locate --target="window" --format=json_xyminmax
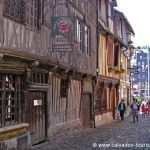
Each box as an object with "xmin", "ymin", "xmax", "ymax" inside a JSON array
[
  {"xmin": 138, "ymin": 62, "xmax": 141, "ymax": 66},
  {"xmin": 26, "ymin": 0, "xmax": 40, "ymax": 29},
  {"xmin": 94, "ymin": 83, "xmax": 107, "ymax": 113},
  {"xmin": 0, "ymin": 74, "xmax": 24, "ymax": 127},
  {"xmin": 60, "ymin": 79, "xmax": 68, "ymax": 97},
  {"xmin": 108, "ymin": 1, "xmax": 113, "ymax": 17},
  {"xmin": 114, "ymin": 45, "xmax": 119, "ymax": 66},
  {"xmin": 76, "ymin": 18, "xmax": 84, "ymax": 52},
  {"xmin": 4, "ymin": 0, "xmax": 40, "ymax": 29},
  {"xmin": 84, "ymin": 25, "xmax": 90, "ymax": 55},
  {"xmin": 76, "ymin": 19, "xmax": 90, "ymax": 56},
  {"xmin": 76, "ymin": 19, "xmax": 81, "ymax": 43},
  {"xmin": 98, "ymin": 0, "xmax": 101, "ymax": 18},
  {"xmin": 31, "ymin": 72, "xmax": 48, "ymax": 84},
  {"xmin": 4, "ymin": 0, "xmax": 24, "ymax": 22}
]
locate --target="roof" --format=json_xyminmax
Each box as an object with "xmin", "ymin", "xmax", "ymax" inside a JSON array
[
  {"xmin": 114, "ymin": 9, "xmax": 135, "ymax": 35},
  {"xmin": 112, "ymin": 0, "xmax": 117, "ymax": 7}
]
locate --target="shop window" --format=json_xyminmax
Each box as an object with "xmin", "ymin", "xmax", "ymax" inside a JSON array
[
  {"xmin": 0, "ymin": 74, "xmax": 24, "ymax": 127},
  {"xmin": 94, "ymin": 82, "xmax": 107, "ymax": 113}
]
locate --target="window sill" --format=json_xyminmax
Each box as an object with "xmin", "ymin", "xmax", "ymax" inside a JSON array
[{"xmin": 0, "ymin": 123, "xmax": 29, "ymax": 141}]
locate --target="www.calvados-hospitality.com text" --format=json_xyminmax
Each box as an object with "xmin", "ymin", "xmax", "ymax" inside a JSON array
[{"xmin": 92, "ymin": 143, "xmax": 150, "ymax": 148}]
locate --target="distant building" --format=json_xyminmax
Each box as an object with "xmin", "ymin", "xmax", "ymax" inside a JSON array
[{"xmin": 131, "ymin": 48, "xmax": 149, "ymax": 100}]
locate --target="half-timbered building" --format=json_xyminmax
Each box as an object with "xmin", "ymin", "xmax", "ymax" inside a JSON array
[
  {"xmin": 94, "ymin": 0, "xmax": 135, "ymax": 126},
  {"xmin": 113, "ymin": 9, "xmax": 135, "ymax": 115},
  {"xmin": 0, "ymin": 0, "xmax": 97, "ymax": 149}
]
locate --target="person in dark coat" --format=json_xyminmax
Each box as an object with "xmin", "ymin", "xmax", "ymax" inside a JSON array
[{"xmin": 118, "ymin": 99, "xmax": 126, "ymax": 121}]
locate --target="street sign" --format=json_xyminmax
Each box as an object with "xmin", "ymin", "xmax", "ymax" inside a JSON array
[{"xmin": 128, "ymin": 68, "xmax": 139, "ymax": 74}]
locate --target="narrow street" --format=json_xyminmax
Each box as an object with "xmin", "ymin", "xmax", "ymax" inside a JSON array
[
  {"xmin": 34, "ymin": 115, "xmax": 150, "ymax": 150},
  {"xmin": 1, "ymin": 1, "xmax": 150, "ymax": 150}
]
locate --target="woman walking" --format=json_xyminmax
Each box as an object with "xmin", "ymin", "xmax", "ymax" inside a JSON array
[{"xmin": 118, "ymin": 99, "xmax": 126, "ymax": 121}]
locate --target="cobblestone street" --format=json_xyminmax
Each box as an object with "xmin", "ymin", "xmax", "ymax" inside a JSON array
[{"xmin": 33, "ymin": 115, "xmax": 150, "ymax": 150}]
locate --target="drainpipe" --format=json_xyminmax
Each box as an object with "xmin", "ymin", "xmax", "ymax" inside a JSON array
[
  {"xmin": 96, "ymin": 0, "xmax": 99, "ymax": 78},
  {"xmin": 91, "ymin": 0, "xmax": 99, "ymax": 128}
]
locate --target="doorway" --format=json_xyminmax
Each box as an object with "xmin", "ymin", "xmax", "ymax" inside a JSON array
[
  {"xmin": 29, "ymin": 90, "xmax": 47, "ymax": 145},
  {"xmin": 82, "ymin": 93, "xmax": 92, "ymax": 129}
]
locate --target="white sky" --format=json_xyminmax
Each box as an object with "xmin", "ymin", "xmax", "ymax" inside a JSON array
[{"xmin": 116, "ymin": 0, "xmax": 150, "ymax": 46}]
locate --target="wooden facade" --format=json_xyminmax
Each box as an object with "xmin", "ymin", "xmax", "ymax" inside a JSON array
[
  {"xmin": 114, "ymin": 9, "xmax": 135, "ymax": 109},
  {"xmin": 95, "ymin": 0, "xmax": 135, "ymax": 126},
  {"xmin": 0, "ymin": 0, "xmax": 135, "ymax": 148},
  {"xmin": 0, "ymin": 0, "xmax": 97, "ymax": 148}
]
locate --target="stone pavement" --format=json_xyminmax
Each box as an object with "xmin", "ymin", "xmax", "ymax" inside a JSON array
[{"xmin": 33, "ymin": 115, "xmax": 150, "ymax": 150}]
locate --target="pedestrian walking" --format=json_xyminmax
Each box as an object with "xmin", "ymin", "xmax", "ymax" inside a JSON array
[
  {"xmin": 141, "ymin": 104, "xmax": 145, "ymax": 117},
  {"xmin": 130, "ymin": 98, "xmax": 139, "ymax": 122},
  {"xmin": 118, "ymin": 99, "xmax": 126, "ymax": 121}
]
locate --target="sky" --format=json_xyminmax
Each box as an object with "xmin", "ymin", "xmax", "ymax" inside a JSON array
[{"xmin": 116, "ymin": 0, "xmax": 150, "ymax": 46}]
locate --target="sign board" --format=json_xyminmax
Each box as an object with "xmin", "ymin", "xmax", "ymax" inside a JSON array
[
  {"xmin": 51, "ymin": 16, "xmax": 75, "ymax": 52},
  {"xmin": 51, "ymin": 16, "xmax": 75, "ymax": 37},
  {"xmin": 128, "ymin": 68, "xmax": 139, "ymax": 74},
  {"xmin": 34, "ymin": 99, "xmax": 42, "ymax": 106}
]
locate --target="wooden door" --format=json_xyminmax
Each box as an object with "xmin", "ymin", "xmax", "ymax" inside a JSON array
[
  {"xmin": 111, "ymin": 89, "xmax": 116, "ymax": 119},
  {"xmin": 82, "ymin": 93, "xmax": 91, "ymax": 129},
  {"xmin": 29, "ymin": 91, "xmax": 46, "ymax": 145}
]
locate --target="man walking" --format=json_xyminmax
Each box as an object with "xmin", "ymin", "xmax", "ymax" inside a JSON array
[
  {"xmin": 118, "ymin": 99, "xmax": 126, "ymax": 121},
  {"xmin": 130, "ymin": 98, "xmax": 139, "ymax": 122}
]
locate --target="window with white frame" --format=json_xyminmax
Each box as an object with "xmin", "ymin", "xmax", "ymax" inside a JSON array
[
  {"xmin": 84, "ymin": 25, "xmax": 90, "ymax": 55},
  {"xmin": 76, "ymin": 19, "xmax": 81, "ymax": 43},
  {"xmin": 76, "ymin": 18, "xmax": 90, "ymax": 56}
]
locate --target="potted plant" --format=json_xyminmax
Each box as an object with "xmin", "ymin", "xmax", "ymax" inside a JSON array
[
  {"xmin": 112, "ymin": 66, "xmax": 120, "ymax": 74},
  {"xmin": 120, "ymin": 68, "xmax": 126, "ymax": 73},
  {"xmin": 108, "ymin": 64, "xmax": 113, "ymax": 72}
]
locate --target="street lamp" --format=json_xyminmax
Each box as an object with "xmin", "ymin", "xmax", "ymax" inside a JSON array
[
  {"xmin": 122, "ymin": 45, "xmax": 136, "ymax": 60},
  {"xmin": 130, "ymin": 45, "xmax": 136, "ymax": 55}
]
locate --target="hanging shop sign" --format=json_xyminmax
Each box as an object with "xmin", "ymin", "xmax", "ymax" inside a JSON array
[
  {"xmin": 51, "ymin": 16, "xmax": 75, "ymax": 37},
  {"xmin": 51, "ymin": 16, "xmax": 75, "ymax": 52}
]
